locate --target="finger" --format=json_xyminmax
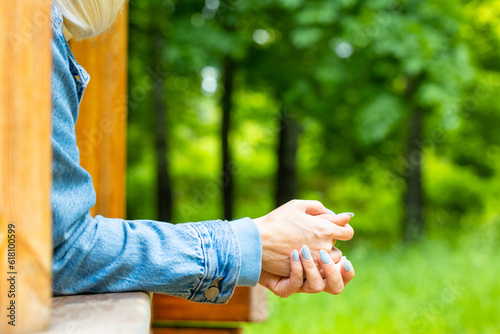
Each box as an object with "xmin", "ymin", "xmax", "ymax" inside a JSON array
[
  {"xmin": 309, "ymin": 216, "xmax": 354, "ymax": 241},
  {"xmin": 309, "ymin": 246, "xmax": 341, "ymax": 268},
  {"xmin": 340, "ymin": 256, "xmax": 355, "ymax": 287},
  {"xmin": 315, "ymin": 247, "xmax": 342, "ymax": 268},
  {"xmin": 299, "ymin": 245, "xmax": 325, "ymax": 293},
  {"xmin": 316, "ymin": 251, "xmax": 350, "ymax": 281},
  {"xmin": 260, "ymin": 251, "xmax": 305, "ymax": 298},
  {"xmin": 315, "ymin": 213, "xmax": 351, "ymax": 227},
  {"xmin": 327, "ymin": 223, "xmax": 355, "ymax": 241},
  {"xmin": 330, "ymin": 247, "xmax": 343, "ymax": 263},
  {"xmin": 287, "ymin": 250, "xmax": 304, "ymax": 292},
  {"xmin": 301, "ymin": 215, "xmax": 354, "ymax": 243},
  {"xmin": 258, "ymin": 270, "xmax": 280, "ymax": 291},
  {"xmin": 319, "ymin": 249, "xmax": 345, "ymax": 295},
  {"xmin": 290, "ymin": 199, "xmax": 330, "ymax": 216},
  {"xmin": 319, "ymin": 267, "xmax": 325, "ymax": 279}
]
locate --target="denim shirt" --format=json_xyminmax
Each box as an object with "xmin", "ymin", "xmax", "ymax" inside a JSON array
[{"xmin": 50, "ymin": 6, "xmax": 261, "ymax": 304}]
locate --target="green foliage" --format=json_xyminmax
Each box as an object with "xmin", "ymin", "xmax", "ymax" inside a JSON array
[
  {"xmin": 126, "ymin": 0, "xmax": 500, "ymax": 330},
  {"xmin": 356, "ymin": 93, "xmax": 404, "ymax": 143},
  {"xmin": 127, "ymin": 0, "xmax": 500, "ymax": 231},
  {"xmin": 425, "ymin": 154, "xmax": 485, "ymax": 230}
]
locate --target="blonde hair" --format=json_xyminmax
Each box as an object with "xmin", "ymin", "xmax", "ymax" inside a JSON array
[{"xmin": 53, "ymin": 0, "xmax": 126, "ymax": 40}]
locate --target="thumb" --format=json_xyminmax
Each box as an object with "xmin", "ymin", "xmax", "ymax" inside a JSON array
[
  {"xmin": 292, "ymin": 200, "xmax": 329, "ymax": 216},
  {"xmin": 315, "ymin": 213, "xmax": 352, "ymax": 227}
]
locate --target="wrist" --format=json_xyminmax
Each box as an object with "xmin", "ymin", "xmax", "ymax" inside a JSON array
[
  {"xmin": 229, "ymin": 218, "xmax": 262, "ymax": 286},
  {"xmin": 252, "ymin": 216, "xmax": 267, "ymax": 263}
]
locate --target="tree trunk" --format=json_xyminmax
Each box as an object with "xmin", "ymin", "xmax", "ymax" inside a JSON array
[
  {"xmin": 152, "ymin": 34, "xmax": 173, "ymax": 222},
  {"xmin": 275, "ymin": 107, "xmax": 300, "ymax": 207},
  {"xmin": 403, "ymin": 78, "xmax": 424, "ymax": 242},
  {"xmin": 221, "ymin": 56, "xmax": 234, "ymax": 220}
]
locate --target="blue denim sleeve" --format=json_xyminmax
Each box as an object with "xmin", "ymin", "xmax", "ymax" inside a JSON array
[
  {"xmin": 50, "ymin": 5, "xmax": 261, "ymax": 304},
  {"xmin": 229, "ymin": 218, "xmax": 262, "ymax": 286}
]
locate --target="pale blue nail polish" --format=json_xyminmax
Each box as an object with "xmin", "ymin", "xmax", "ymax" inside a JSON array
[
  {"xmin": 302, "ymin": 245, "xmax": 312, "ymax": 260},
  {"xmin": 319, "ymin": 249, "xmax": 331, "ymax": 264},
  {"xmin": 344, "ymin": 258, "xmax": 353, "ymax": 272},
  {"xmin": 338, "ymin": 212, "xmax": 354, "ymax": 217},
  {"xmin": 292, "ymin": 250, "xmax": 300, "ymax": 262},
  {"xmin": 327, "ymin": 209, "xmax": 336, "ymax": 215}
]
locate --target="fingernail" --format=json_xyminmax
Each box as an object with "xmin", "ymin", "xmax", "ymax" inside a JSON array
[
  {"xmin": 292, "ymin": 250, "xmax": 300, "ymax": 262},
  {"xmin": 302, "ymin": 245, "xmax": 312, "ymax": 260},
  {"xmin": 319, "ymin": 249, "xmax": 331, "ymax": 264},
  {"xmin": 344, "ymin": 257, "xmax": 353, "ymax": 272},
  {"xmin": 327, "ymin": 209, "xmax": 336, "ymax": 215},
  {"xmin": 338, "ymin": 212, "xmax": 354, "ymax": 217}
]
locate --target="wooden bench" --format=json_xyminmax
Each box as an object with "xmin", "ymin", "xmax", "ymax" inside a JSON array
[
  {"xmin": 152, "ymin": 286, "xmax": 268, "ymax": 333},
  {"xmin": 37, "ymin": 292, "xmax": 152, "ymax": 334}
]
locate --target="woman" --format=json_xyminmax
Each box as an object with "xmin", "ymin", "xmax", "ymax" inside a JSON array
[{"xmin": 50, "ymin": 0, "xmax": 355, "ymax": 303}]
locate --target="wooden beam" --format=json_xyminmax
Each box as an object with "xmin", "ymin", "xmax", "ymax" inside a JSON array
[
  {"xmin": 0, "ymin": 0, "xmax": 53, "ymax": 332},
  {"xmin": 153, "ymin": 286, "xmax": 268, "ymax": 324},
  {"xmin": 45, "ymin": 292, "xmax": 151, "ymax": 333},
  {"xmin": 70, "ymin": 6, "xmax": 128, "ymax": 219}
]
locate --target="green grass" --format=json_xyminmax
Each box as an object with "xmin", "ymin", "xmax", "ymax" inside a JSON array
[{"xmin": 244, "ymin": 228, "xmax": 500, "ymax": 334}]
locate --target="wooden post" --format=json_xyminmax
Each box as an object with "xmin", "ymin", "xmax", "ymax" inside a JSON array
[
  {"xmin": 70, "ymin": 7, "xmax": 128, "ymax": 219},
  {"xmin": 0, "ymin": 0, "xmax": 53, "ymax": 332}
]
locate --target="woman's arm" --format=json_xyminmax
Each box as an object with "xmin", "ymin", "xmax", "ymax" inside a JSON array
[
  {"xmin": 53, "ymin": 213, "xmax": 256, "ymax": 304},
  {"xmin": 50, "ymin": 5, "xmax": 354, "ymax": 303},
  {"xmin": 51, "ymin": 7, "xmax": 260, "ymax": 304}
]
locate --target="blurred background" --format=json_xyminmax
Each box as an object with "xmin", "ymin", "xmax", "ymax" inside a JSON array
[{"xmin": 126, "ymin": 0, "xmax": 500, "ymax": 332}]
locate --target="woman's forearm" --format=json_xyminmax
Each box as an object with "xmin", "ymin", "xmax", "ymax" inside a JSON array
[{"xmin": 52, "ymin": 213, "xmax": 258, "ymax": 304}]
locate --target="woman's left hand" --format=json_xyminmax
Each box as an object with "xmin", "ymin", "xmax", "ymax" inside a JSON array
[
  {"xmin": 259, "ymin": 246, "xmax": 354, "ymax": 297},
  {"xmin": 258, "ymin": 250, "xmax": 305, "ymax": 298}
]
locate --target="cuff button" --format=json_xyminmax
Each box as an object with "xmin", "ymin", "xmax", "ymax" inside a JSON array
[{"xmin": 205, "ymin": 287, "xmax": 220, "ymax": 300}]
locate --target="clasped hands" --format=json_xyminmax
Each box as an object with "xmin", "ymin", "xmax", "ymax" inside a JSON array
[{"xmin": 253, "ymin": 200, "xmax": 355, "ymax": 297}]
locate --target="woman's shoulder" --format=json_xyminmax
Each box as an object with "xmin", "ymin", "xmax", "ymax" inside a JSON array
[
  {"xmin": 51, "ymin": 4, "xmax": 70, "ymax": 72},
  {"xmin": 50, "ymin": 4, "xmax": 90, "ymax": 101},
  {"xmin": 51, "ymin": 5, "xmax": 65, "ymax": 41}
]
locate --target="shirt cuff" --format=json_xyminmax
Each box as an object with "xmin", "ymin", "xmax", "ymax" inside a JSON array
[{"xmin": 229, "ymin": 217, "xmax": 262, "ymax": 286}]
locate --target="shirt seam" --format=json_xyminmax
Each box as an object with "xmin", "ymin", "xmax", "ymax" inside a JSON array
[
  {"xmin": 226, "ymin": 220, "xmax": 242, "ymax": 286},
  {"xmin": 189, "ymin": 223, "xmax": 210, "ymax": 301}
]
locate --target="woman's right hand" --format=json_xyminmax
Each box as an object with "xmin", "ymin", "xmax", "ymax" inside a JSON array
[{"xmin": 253, "ymin": 200, "xmax": 354, "ymax": 277}]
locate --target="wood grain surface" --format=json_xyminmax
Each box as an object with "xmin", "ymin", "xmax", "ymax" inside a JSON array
[
  {"xmin": 153, "ymin": 285, "xmax": 268, "ymax": 324},
  {"xmin": 0, "ymin": 0, "xmax": 53, "ymax": 332},
  {"xmin": 70, "ymin": 7, "xmax": 128, "ymax": 219}
]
